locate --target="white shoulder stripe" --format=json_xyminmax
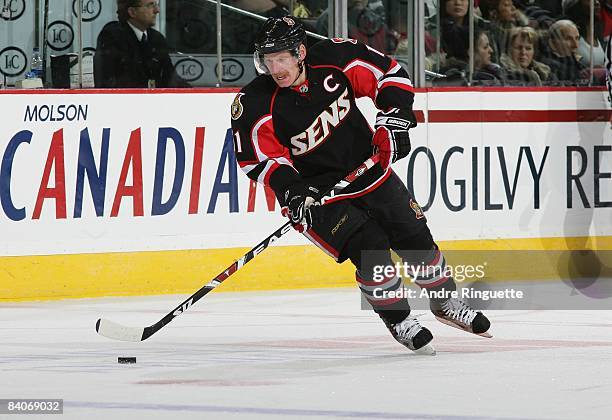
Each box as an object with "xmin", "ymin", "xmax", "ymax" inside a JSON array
[
  {"xmin": 378, "ymin": 76, "xmax": 414, "ymax": 89},
  {"xmin": 387, "ymin": 63, "xmax": 403, "ymax": 75},
  {"xmin": 343, "ymin": 60, "xmax": 384, "ymax": 80},
  {"xmin": 256, "ymin": 159, "xmax": 277, "ymax": 185},
  {"xmin": 251, "ymin": 114, "xmax": 273, "ymax": 162},
  {"xmin": 240, "ymin": 163, "xmax": 258, "ymax": 174}
]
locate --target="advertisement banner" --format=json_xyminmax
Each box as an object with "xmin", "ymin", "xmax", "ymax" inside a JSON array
[{"xmin": 0, "ymin": 90, "xmax": 610, "ymax": 259}]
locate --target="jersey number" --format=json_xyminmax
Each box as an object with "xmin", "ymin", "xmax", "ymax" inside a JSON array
[{"xmin": 233, "ymin": 130, "xmax": 243, "ymax": 154}]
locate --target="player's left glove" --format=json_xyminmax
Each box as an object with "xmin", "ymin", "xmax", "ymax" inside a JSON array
[
  {"xmin": 281, "ymin": 183, "xmax": 319, "ymax": 233},
  {"xmin": 372, "ymin": 108, "xmax": 416, "ymax": 169}
]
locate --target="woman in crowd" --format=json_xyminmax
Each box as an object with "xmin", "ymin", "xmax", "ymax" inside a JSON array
[
  {"xmin": 429, "ymin": 0, "xmax": 489, "ymax": 61},
  {"xmin": 500, "ymin": 26, "xmax": 556, "ymax": 85},
  {"xmin": 441, "ymin": 28, "xmax": 506, "ymax": 84},
  {"xmin": 473, "ymin": 28, "xmax": 507, "ymax": 82},
  {"xmin": 479, "ymin": 0, "xmax": 529, "ymax": 58}
]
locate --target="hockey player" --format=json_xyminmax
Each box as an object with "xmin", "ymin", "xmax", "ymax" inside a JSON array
[{"xmin": 230, "ymin": 16, "xmax": 491, "ymax": 354}]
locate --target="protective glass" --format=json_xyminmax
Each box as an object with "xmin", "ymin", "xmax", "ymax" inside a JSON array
[{"xmin": 253, "ymin": 50, "xmax": 300, "ymax": 75}]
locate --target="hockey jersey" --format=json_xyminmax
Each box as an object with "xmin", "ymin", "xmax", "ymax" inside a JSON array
[{"xmin": 230, "ymin": 38, "xmax": 416, "ymax": 205}]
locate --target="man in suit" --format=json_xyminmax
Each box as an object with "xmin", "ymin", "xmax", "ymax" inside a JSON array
[{"xmin": 94, "ymin": 0, "xmax": 189, "ymax": 88}]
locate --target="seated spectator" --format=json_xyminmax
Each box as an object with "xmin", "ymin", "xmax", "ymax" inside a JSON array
[
  {"xmin": 293, "ymin": 1, "xmax": 312, "ymax": 18},
  {"xmin": 516, "ymin": 1, "xmax": 574, "ymax": 29},
  {"xmin": 317, "ymin": 0, "xmax": 398, "ymax": 54},
  {"xmin": 479, "ymin": 0, "xmax": 529, "ymax": 57},
  {"xmin": 222, "ymin": 1, "xmax": 290, "ymax": 54},
  {"xmin": 94, "ymin": 0, "xmax": 189, "ymax": 88},
  {"xmin": 429, "ymin": 0, "xmax": 489, "ymax": 62},
  {"xmin": 540, "ymin": 19, "xmax": 587, "ymax": 82},
  {"xmin": 537, "ymin": 0, "xmax": 564, "ymax": 17},
  {"xmin": 304, "ymin": 0, "xmax": 328, "ymax": 17},
  {"xmin": 563, "ymin": 0, "xmax": 606, "ymax": 67},
  {"xmin": 473, "ymin": 29, "xmax": 508, "ymax": 82},
  {"xmin": 441, "ymin": 29, "xmax": 507, "ymax": 84},
  {"xmin": 500, "ymin": 26, "xmax": 556, "ymax": 84}
]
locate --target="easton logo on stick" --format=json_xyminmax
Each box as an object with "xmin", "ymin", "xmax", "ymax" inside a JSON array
[{"xmin": 173, "ymin": 298, "xmax": 194, "ymax": 316}]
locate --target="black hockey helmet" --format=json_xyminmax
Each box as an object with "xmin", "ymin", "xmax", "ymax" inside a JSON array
[
  {"xmin": 253, "ymin": 16, "xmax": 306, "ymax": 75},
  {"xmin": 254, "ymin": 16, "xmax": 306, "ymax": 55}
]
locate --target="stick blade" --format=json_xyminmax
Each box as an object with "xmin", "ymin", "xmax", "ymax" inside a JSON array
[{"xmin": 96, "ymin": 318, "xmax": 144, "ymax": 342}]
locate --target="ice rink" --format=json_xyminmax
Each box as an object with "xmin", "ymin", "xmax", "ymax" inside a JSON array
[{"xmin": 1, "ymin": 288, "xmax": 611, "ymax": 419}]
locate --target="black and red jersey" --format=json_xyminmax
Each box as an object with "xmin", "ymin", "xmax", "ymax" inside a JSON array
[{"xmin": 230, "ymin": 38, "xmax": 416, "ymax": 204}]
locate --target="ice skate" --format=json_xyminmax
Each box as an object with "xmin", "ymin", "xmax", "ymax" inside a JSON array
[
  {"xmin": 381, "ymin": 314, "xmax": 436, "ymax": 355},
  {"xmin": 431, "ymin": 297, "xmax": 492, "ymax": 338}
]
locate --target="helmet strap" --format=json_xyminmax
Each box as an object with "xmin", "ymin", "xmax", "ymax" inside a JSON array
[
  {"xmin": 290, "ymin": 45, "xmax": 306, "ymax": 87},
  {"xmin": 290, "ymin": 60, "xmax": 306, "ymax": 87}
]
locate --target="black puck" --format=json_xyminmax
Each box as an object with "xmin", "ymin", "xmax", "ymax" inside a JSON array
[{"xmin": 118, "ymin": 357, "xmax": 136, "ymax": 364}]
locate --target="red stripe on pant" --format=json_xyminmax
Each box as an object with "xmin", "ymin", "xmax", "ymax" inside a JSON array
[
  {"xmin": 304, "ymin": 230, "xmax": 340, "ymax": 259},
  {"xmin": 411, "ymin": 248, "xmax": 454, "ymax": 289},
  {"xmin": 356, "ymin": 272, "xmax": 403, "ymax": 306}
]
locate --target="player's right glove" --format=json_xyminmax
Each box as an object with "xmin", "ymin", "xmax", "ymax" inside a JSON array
[
  {"xmin": 281, "ymin": 184, "xmax": 319, "ymax": 233},
  {"xmin": 372, "ymin": 107, "xmax": 415, "ymax": 169}
]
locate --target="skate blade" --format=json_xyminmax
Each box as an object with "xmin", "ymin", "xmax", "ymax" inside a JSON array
[
  {"xmin": 435, "ymin": 316, "xmax": 492, "ymax": 338},
  {"xmin": 413, "ymin": 343, "xmax": 436, "ymax": 356}
]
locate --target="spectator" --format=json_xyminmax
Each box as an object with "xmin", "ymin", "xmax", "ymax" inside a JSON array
[
  {"xmin": 500, "ymin": 26, "xmax": 556, "ymax": 84},
  {"xmin": 511, "ymin": 1, "xmax": 560, "ymax": 13},
  {"xmin": 479, "ymin": 0, "xmax": 529, "ymax": 57},
  {"xmin": 317, "ymin": 0, "xmax": 398, "ymax": 54},
  {"xmin": 440, "ymin": 28, "xmax": 506, "ymax": 84},
  {"xmin": 429, "ymin": 0, "xmax": 489, "ymax": 62},
  {"xmin": 540, "ymin": 19, "xmax": 587, "ymax": 82},
  {"xmin": 222, "ymin": 1, "xmax": 290, "ymax": 55},
  {"xmin": 537, "ymin": 0, "xmax": 564, "ymax": 16},
  {"xmin": 563, "ymin": 0, "xmax": 606, "ymax": 67},
  {"xmin": 513, "ymin": 1, "xmax": 556, "ymax": 29},
  {"xmin": 473, "ymin": 29, "xmax": 508, "ymax": 82},
  {"xmin": 316, "ymin": 0, "xmax": 367, "ymax": 37},
  {"xmin": 94, "ymin": 0, "xmax": 189, "ymax": 88},
  {"xmin": 293, "ymin": 1, "xmax": 312, "ymax": 18}
]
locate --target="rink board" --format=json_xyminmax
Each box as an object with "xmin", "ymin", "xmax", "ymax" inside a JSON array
[{"xmin": 0, "ymin": 88, "xmax": 611, "ymax": 300}]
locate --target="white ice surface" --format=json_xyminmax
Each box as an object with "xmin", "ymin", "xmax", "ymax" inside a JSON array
[{"xmin": 1, "ymin": 288, "xmax": 611, "ymax": 420}]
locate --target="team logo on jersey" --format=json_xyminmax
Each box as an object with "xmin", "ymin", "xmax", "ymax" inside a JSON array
[
  {"xmin": 231, "ymin": 93, "xmax": 245, "ymax": 120},
  {"xmin": 410, "ymin": 199, "xmax": 425, "ymax": 220},
  {"xmin": 323, "ymin": 75, "xmax": 339, "ymax": 93},
  {"xmin": 290, "ymin": 88, "xmax": 351, "ymax": 156},
  {"xmin": 283, "ymin": 17, "xmax": 295, "ymax": 26}
]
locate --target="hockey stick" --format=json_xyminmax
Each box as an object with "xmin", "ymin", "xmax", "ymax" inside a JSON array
[{"xmin": 96, "ymin": 154, "xmax": 380, "ymax": 342}]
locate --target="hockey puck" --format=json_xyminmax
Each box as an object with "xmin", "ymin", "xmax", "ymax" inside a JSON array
[{"xmin": 118, "ymin": 357, "xmax": 136, "ymax": 364}]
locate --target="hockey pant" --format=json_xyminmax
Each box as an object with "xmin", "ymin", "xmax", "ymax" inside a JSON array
[{"xmin": 302, "ymin": 171, "xmax": 456, "ymax": 321}]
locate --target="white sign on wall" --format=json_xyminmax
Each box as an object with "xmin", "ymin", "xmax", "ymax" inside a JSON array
[{"xmin": 0, "ymin": 90, "xmax": 610, "ymax": 257}]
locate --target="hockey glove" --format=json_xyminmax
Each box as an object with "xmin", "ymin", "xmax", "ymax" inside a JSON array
[
  {"xmin": 372, "ymin": 108, "xmax": 416, "ymax": 169},
  {"xmin": 281, "ymin": 184, "xmax": 319, "ymax": 233}
]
